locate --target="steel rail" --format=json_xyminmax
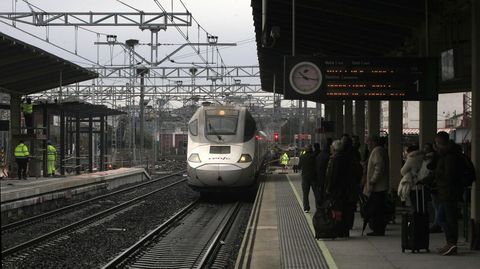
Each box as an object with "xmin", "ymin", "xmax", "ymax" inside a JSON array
[
  {"xmin": 1, "ymin": 170, "xmax": 186, "ymax": 232},
  {"xmin": 196, "ymin": 202, "xmax": 242, "ymax": 269},
  {"xmin": 1, "ymin": 177, "xmax": 187, "ymax": 258},
  {"xmin": 102, "ymin": 200, "xmax": 199, "ymax": 269}
]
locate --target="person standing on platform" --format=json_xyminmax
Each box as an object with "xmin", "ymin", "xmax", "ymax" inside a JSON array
[
  {"xmin": 316, "ymin": 138, "xmax": 332, "ymax": 201},
  {"xmin": 280, "ymin": 152, "xmax": 289, "ymax": 173},
  {"xmin": 433, "ymin": 131, "xmax": 462, "ymax": 256},
  {"xmin": 341, "ymin": 134, "xmax": 363, "ymax": 234},
  {"xmin": 21, "ymin": 97, "xmax": 33, "ymax": 135},
  {"xmin": 47, "ymin": 141, "xmax": 57, "ymax": 177},
  {"xmin": 364, "ymin": 135, "xmax": 390, "ymax": 236},
  {"xmin": 14, "ymin": 140, "xmax": 29, "ymax": 180},
  {"xmin": 298, "ymin": 144, "xmax": 320, "ymax": 213}
]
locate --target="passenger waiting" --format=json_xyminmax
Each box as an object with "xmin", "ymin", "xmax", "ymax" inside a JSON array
[
  {"xmin": 364, "ymin": 135, "xmax": 390, "ymax": 236},
  {"xmin": 298, "ymin": 144, "xmax": 320, "ymax": 213}
]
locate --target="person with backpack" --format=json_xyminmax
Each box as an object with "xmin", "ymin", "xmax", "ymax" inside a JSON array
[
  {"xmin": 418, "ymin": 143, "xmax": 442, "ymax": 233},
  {"xmin": 398, "ymin": 145, "xmax": 424, "ymax": 205},
  {"xmin": 433, "ymin": 132, "xmax": 463, "ymax": 256}
]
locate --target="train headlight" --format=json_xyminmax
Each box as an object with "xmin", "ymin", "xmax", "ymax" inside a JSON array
[
  {"xmin": 238, "ymin": 154, "xmax": 252, "ymax": 163},
  {"xmin": 188, "ymin": 153, "xmax": 201, "ymax": 163}
]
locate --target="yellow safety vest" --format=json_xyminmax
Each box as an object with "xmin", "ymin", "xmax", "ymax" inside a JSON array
[
  {"xmin": 280, "ymin": 154, "xmax": 289, "ymax": 165},
  {"xmin": 14, "ymin": 143, "xmax": 30, "ymax": 158},
  {"xmin": 21, "ymin": 103, "xmax": 33, "ymax": 114},
  {"xmin": 47, "ymin": 145, "xmax": 57, "ymax": 161}
]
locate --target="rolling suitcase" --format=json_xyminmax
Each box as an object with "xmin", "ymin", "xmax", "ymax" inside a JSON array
[{"xmin": 401, "ymin": 185, "xmax": 430, "ymax": 253}]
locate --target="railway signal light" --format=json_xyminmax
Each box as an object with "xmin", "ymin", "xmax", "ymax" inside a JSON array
[{"xmin": 274, "ymin": 132, "xmax": 279, "ymax": 142}]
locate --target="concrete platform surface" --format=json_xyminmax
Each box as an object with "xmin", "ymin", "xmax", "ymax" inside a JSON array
[
  {"xmin": 238, "ymin": 168, "xmax": 480, "ymax": 269},
  {"xmin": 0, "ymin": 168, "xmax": 150, "ymax": 204}
]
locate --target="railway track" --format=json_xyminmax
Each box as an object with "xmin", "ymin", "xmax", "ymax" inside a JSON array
[
  {"xmin": 103, "ymin": 200, "xmax": 243, "ymax": 269},
  {"xmin": 1, "ymin": 173, "xmax": 187, "ymax": 259},
  {"xmin": 1, "ymin": 171, "xmax": 185, "ymax": 233}
]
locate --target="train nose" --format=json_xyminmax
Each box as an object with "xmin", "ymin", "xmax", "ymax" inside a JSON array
[{"xmin": 191, "ymin": 163, "xmax": 253, "ymax": 186}]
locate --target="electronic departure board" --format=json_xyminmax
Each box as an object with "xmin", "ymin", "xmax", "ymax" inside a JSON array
[{"xmin": 284, "ymin": 56, "xmax": 438, "ymax": 101}]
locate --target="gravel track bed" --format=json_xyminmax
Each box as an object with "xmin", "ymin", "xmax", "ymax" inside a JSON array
[
  {"xmin": 212, "ymin": 202, "xmax": 253, "ymax": 269},
  {"xmin": 1, "ymin": 175, "xmax": 184, "ymax": 251},
  {"xmin": 2, "ymin": 171, "xmax": 185, "ymax": 226},
  {"xmin": 2, "ymin": 183, "xmax": 199, "ymax": 269}
]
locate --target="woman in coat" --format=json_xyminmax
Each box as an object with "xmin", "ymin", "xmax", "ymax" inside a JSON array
[{"xmin": 398, "ymin": 145, "xmax": 424, "ymax": 204}]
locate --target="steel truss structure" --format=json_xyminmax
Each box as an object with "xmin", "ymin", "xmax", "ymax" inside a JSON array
[
  {"xmin": 31, "ymin": 83, "xmax": 275, "ymax": 106},
  {"xmin": 0, "ymin": 12, "xmax": 192, "ymax": 29},
  {"xmin": 88, "ymin": 65, "xmax": 259, "ymax": 80}
]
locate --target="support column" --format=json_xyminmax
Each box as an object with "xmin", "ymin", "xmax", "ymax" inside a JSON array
[
  {"xmin": 88, "ymin": 116, "xmax": 93, "ymax": 173},
  {"xmin": 388, "ymin": 101, "xmax": 403, "ymax": 190},
  {"xmin": 60, "ymin": 108, "xmax": 65, "ymax": 175},
  {"xmin": 100, "ymin": 116, "xmax": 105, "ymax": 171},
  {"xmin": 344, "ymin": 100, "xmax": 353, "ymax": 135},
  {"xmin": 9, "ymin": 94, "xmax": 21, "ymax": 178},
  {"xmin": 315, "ymin": 102, "xmax": 321, "ymax": 143},
  {"xmin": 298, "ymin": 100, "xmax": 302, "ymax": 148},
  {"xmin": 367, "ymin": 100, "xmax": 380, "ymax": 138},
  {"xmin": 75, "ymin": 114, "xmax": 80, "ymax": 175},
  {"xmin": 354, "ymin": 100, "xmax": 366, "ymax": 142},
  {"xmin": 42, "ymin": 103, "xmax": 48, "ymax": 177},
  {"xmin": 419, "ymin": 101, "xmax": 437, "ymax": 146},
  {"xmin": 334, "ymin": 100, "xmax": 343, "ymax": 138},
  {"xmin": 471, "ymin": 0, "xmax": 480, "ymax": 248}
]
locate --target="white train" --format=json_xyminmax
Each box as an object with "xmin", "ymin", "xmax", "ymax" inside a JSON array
[{"xmin": 186, "ymin": 105, "xmax": 267, "ymax": 192}]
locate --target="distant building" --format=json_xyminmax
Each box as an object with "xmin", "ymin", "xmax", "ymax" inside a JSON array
[{"xmin": 380, "ymin": 93, "xmax": 465, "ymax": 130}]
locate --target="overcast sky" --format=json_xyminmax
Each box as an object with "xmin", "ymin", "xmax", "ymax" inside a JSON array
[
  {"xmin": 0, "ymin": 0, "xmax": 465, "ymax": 116},
  {"xmin": 0, "ymin": 0, "xmax": 258, "ymax": 67}
]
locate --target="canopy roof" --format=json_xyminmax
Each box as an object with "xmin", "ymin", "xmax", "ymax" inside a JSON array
[{"xmin": 0, "ymin": 32, "xmax": 98, "ymax": 95}]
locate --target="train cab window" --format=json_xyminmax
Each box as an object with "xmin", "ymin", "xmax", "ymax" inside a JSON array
[
  {"xmin": 189, "ymin": 119, "xmax": 198, "ymax": 136},
  {"xmin": 244, "ymin": 111, "xmax": 256, "ymax": 141},
  {"xmin": 205, "ymin": 109, "xmax": 239, "ymax": 135}
]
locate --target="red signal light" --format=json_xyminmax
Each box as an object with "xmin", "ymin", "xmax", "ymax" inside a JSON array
[{"xmin": 274, "ymin": 132, "xmax": 279, "ymax": 142}]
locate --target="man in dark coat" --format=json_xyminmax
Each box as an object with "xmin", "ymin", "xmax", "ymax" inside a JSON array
[
  {"xmin": 341, "ymin": 134, "xmax": 363, "ymax": 233},
  {"xmin": 315, "ymin": 138, "xmax": 332, "ymax": 204},
  {"xmin": 298, "ymin": 144, "xmax": 320, "ymax": 213},
  {"xmin": 434, "ymin": 131, "xmax": 462, "ymax": 256}
]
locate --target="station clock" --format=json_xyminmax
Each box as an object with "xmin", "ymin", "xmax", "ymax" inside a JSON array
[{"xmin": 288, "ymin": 61, "xmax": 323, "ymax": 95}]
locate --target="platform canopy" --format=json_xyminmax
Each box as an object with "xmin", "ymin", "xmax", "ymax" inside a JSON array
[
  {"xmin": 36, "ymin": 101, "xmax": 126, "ymax": 118},
  {"xmin": 252, "ymin": 0, "xmax": 470, "ymax": 95},
  {"xmin": 0, "ymin": 32, "xmax": 98, "ymax": 95}
]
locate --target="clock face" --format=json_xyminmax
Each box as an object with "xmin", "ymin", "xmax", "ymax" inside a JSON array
[{"xmin": 289, "ymin": 61, "xmax": 323, "ymax": 95}]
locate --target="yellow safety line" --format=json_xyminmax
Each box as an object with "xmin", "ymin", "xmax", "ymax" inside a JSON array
[{"xmin": 286, "ymin": 174, "xmax": 338, "ymax": 269}]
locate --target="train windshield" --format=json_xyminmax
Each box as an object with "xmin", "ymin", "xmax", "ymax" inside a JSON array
[{"xmin": 205, "ymin": 109, "xmax": 239, "ymax": 135}]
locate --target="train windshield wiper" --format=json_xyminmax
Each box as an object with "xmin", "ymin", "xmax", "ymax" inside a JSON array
[{"xmin": 208, "ymin": 123, "xmax": 223, "ymax": 141}]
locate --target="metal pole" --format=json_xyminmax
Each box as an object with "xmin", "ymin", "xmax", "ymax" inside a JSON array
[
  {"xmin": 88, "ymin": 116, "xmax": 93, "ymax": 173},
  {"xmin": 470, "ymin": 0, "xmax": 480, "ymax": 248},
  {"xmin": 100, "ymin": 116, "xmax": 105, "ymax": 171},
  {"xmin": 75, "ymin": 113, "xmax": 80, "ymax": 174},
  {"xmin": 60, "ymin": 107, "xmax": 65, "ymax": 175},
  {"xmin": 140, "ymin": 74, "xmax": 145, "ymax": 164},
  {"xmin": 42, "ymin": 103, "xmax": 48, "ymax": 177}
]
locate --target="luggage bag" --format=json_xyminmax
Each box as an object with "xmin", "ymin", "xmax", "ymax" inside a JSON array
[
  {"xmin": 313, "ymin": 200, "xmax": 341, "ymax": 239},
  {"xmin": 401, "ymin": 185, "xmax": 430, "ymax": 253}
]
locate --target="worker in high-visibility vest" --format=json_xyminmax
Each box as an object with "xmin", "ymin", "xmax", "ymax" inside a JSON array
[
  {"xmin": 47, "ymin": 141, "xmax": 57, "ymax": 176},
  {"xmin": 14, "ymin": 140, "xmax": 30, "ymax": 180},
  {"xmin": 21, "ymin": 97, "xmax": 33, "ymax": 135},
  {"xmin": 280, "ymin": 152, "xmax": 289, "ymax": 172}
]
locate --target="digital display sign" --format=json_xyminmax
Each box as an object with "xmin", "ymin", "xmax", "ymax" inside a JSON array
[{"xmin": 284, "ymin": 56, "xmax": 438, "ymax": 101}]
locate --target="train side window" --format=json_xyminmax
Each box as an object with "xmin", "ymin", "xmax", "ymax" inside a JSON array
[
  {"xmin": 189, "ymin": 119, "xmax": 198, "ymax": 136},
  {"xmin": 244, "ymin": 112, "xmax": 256, "ymax": 141}
]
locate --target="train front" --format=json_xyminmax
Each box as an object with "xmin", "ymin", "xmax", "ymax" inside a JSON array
[{"xmin": 186, "ymin": 106, "xmax": 258, "ymax": 192}]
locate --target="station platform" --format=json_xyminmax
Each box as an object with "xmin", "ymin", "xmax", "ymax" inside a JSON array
[
  {"xmin": 0, "ymin": 168, "xmax": 150, "ymax": 214},
  {"xmin": 235, "ymin": 169, "xmax": 480, "ymax": 269}
]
